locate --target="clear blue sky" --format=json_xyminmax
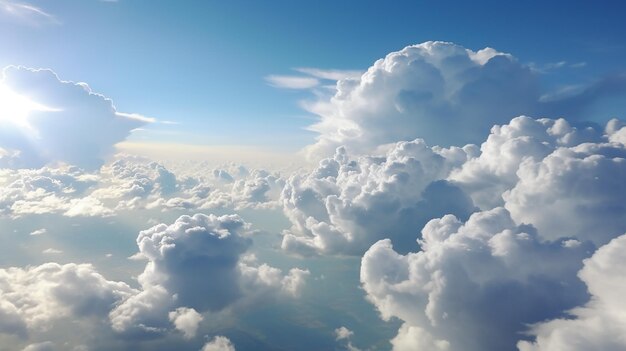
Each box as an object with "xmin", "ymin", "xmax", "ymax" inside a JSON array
[{"xmin": 1, "ymin": 0, "xmax": 625, "ymax": 149}]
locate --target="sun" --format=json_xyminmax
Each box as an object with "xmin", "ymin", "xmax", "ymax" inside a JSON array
[{"xmin": 0, "ymin": 83, "xmax": 55, "ymax": 128}]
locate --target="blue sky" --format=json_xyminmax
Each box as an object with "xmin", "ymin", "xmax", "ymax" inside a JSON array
[{"xmin": 2, "ymin": 0, "xmax": 625, "ymax": 149}]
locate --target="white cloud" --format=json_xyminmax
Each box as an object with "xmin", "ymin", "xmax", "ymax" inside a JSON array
[
  {"xmin": 518, "ymin": 234, "xmax": 626, "ymax": 351},
  {"xmin": 504, "ymin": 141, "xmax": 626, "ymax": 246},
  {"xmin": 360, "ymin": 207, "xmax": 594, "ymax": 351},
  {"xmin": 0, "ymin": 263, "xmax": 135, "ymax": 337},
  {"xmin": 110, "ymin": 213, "xmax": 308, "ymax": 336},
  {"xmin": 302, "ymin": 41, "xmax": 541, "ymax": 159},
  {"xmin": 449, "ymin": 116, "xmax": 603, "ymax": 209},
  {"xmin": 281, "ymin": 139, "xmax": 475, "ymax": 255},
  {"xmin": 168, "ymin": 307, "xmax": 203, "ymax": 339},
  {"xmin": 265, "ymin": 75, "xmax": 320, "ymax": 89},
  {"xmin": 29, "ymin": 228, "xmax": 46, "ymax": 236},
  {"xmin": 299, "ymin": 41, "xmax": 626, "ymax": 160},
  {"xmin": 0, "ymin": 0, "xmax": 58, "ymax": 25},
  {"xmin": 335, "ymin": 326, "xmax": 354, "ymax": 340},
  {"xmin": 200, "ymin": 336, "xmax": 236, "ymax": 351},
  {"xmin": 294, "ymin": 67, "xmax": 363, "ymax": 81},
  {"xmin": 42, "ymin": 248, "xmax": 62, "ymax": 254},
  {"xmin": 0, "ymin": 66, "xmax": 147, "ymax": 170}
]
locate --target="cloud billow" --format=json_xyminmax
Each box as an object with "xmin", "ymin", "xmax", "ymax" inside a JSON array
[{"xmin": 0, "ymin": 66, "xmax": 147, "ymax": 170}]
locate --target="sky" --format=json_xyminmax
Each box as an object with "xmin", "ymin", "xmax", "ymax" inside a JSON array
[
  {"xmin": 1, "ymin": 0, "xmax": 626, "ymax": 150},
  {"xmin": 1, "ymin": 1, "xmax": 626, "ymax": 351}
]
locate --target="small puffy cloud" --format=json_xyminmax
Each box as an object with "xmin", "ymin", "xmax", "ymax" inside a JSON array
[
  {"xmin": 281, "ymin": 139, "xmax": 476, "ymax": 255},
  {"xmin": 168, "ymin": 307, "xmax": 203, "ymax": 339},
  {"xmin": 360, "ymin": 207, "xmax": 594, "ymax": 351},
  {"xmin": 518, "ymin": 234, "xmax": 626, "ymax": 351},
  {"xmin": 29, "ymin": 228, "xmax": 46, "ymax": 236},
  {"xmin": 334, "ymin": 326, "xmax": 362, "ymax": 351},
  {"xmin": 0, "ymin": 66, "xmax": 147, "ymax": 170},
  {"xmin": 200, "ymin": 336, "xmax": 236, "ymax": 351},
  {"xmin": 335, "ymin": 326, "xmax": 354, "ymax": 340}
]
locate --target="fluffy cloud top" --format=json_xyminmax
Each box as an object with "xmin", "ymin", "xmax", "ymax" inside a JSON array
[
  {"xmin": 201, "ymin": 336, "xmax": 236, "ymax": 351},
  {"xmin": 281, "ymin": 140, "xmax": 476, "ymax": 256},
  {"xmin": 302, "ymin": 41, "xmax": 626, "ymax": 160},
  {"xmin": 282, "ymin": 115, "xmax": 626, "ymax": 256},
  {"xmin": 361, "ymin": 208, "xmax": 593, "ymax": 351},
  {"xmin": 0, "ymin": 66, "xmax": 147, "ymax": 170},
  {"xmin": 304, "ymin": 41, "xmax": 541, "ymax": 158}
]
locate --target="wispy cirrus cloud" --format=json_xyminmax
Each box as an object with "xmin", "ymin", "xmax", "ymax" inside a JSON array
[
  {"xmin": 0, "ymin": 0, "xmax": 59, "ymax": 25},
  {"xmin": 265, "ymin": 67, "xmax": 362, "ymax": 90},
  {"xmin": 265, "ymin": 75, "xmax": 320, "ymax": 89}
]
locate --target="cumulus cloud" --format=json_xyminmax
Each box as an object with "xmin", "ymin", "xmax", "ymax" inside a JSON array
[
  {"xmin": 168, "ymin": 307, "xmax": 203, "ymax": 339},
  {"xmin": 0, "ymin": 156, "xmax": 284, "ymax": 218},
  {"xmin": 360, "ymin": 207, "xmax": 594, "ymax": 351},
  {"xmin": 449, "ymin": 116, "xmax": 604, "ymax": 209},
  {"xmin": 303, "ymin": 41, "xmax": 541, "ymax": 158},
  {"xmin": 504, "ymin": 141, "xmax": 626, "ymax": 246},
  {"xmin": 281, "ymin": 139, "xmax": 476, "ymax": 255},
  {"xmin": 301, "ymin": 41, "xmax": 626, "ymax": 160},
  {"xmin": 0, "ymin": 66, "xmax": 147, "ymax": 170},
  {"xmin": 200, "ymin": 336, "xmax": 236, "ymax": 351},
  {"xmin": 518, "ymin": 234, "xmax": 626, "ymax": 351},
  {"xmin": 0, "ymin": 263, "xmax": 135, "ymax": 338},
  {"xmin": 110, "ymin": 213, "xmax": 308, "ymax": 336}
]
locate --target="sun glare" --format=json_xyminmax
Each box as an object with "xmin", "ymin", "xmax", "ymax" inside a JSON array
[{"xmin": 0, "ymin": 83, "xmax": 55, "ymax": 128}]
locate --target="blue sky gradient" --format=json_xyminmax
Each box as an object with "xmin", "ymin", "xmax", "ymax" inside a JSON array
[{"xmin": 2, "ymin": 0, "xmax": 625, "ymax": 149}]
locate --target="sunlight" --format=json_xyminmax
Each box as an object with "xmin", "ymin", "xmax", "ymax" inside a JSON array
[{"xmin": 0, "ymin": 83, "xmax": 55, "ymax": 128}]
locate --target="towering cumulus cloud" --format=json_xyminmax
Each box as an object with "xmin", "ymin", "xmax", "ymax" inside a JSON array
[
  {"xmin": 0, "ymin": 66, "xmax": 147, "ymax": 170},
  {"xmin": 304, "ymin": 41, "xmax": 541, "ymax": 158}
]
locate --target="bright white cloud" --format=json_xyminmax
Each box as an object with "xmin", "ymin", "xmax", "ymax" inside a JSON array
[
  {"xmin": 0, "ymin": 66, "xmax": 147, "ymax": 170},
  {"xmin": 303, "ymin": 41, "xmax": 542, "ymax": 159},
  {"xmin": 200, "ymin": 336, "xmax": 236, "ymax": 351},
  {"xmin": 281, "ymin": 139, "xmax": 476, "ymax": 255},
  {"xmin": 300, "ymin": 41, "xmax": 626, "ymax": 160},
  {"xmin": 360, "ymin": 207, "xmax": 594, "ymax": 351},
  {"xmin": 168, "ymin": 307, "xmax": 203, "ymax": 339},
  {"xmin": 0, "ymin": 263, "xmax": 135, "ymax": 337}
]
